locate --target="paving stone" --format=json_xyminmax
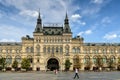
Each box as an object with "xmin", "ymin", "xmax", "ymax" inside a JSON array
[{"xmin": 0, "ymin": 71, "xmax": 120, "ymax": 80}]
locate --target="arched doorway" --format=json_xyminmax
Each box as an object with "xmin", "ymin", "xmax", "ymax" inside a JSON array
[{"xmin": 47, "ymin": 58, "xmax": 59, "ymax": 71}]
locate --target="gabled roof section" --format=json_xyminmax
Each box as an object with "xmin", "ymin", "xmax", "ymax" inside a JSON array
[{"xmin": 43, "ymin": 24, "xmax": 63, "ymax": 35}]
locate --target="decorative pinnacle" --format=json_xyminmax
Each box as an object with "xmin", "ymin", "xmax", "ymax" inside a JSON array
[
  {"xmin": 65, "ymin": 11, "xmax": 68, "ymax": 19},
  {"xmin": 38, "ymin": 8, "xmax": 41, "ymax": 19}
]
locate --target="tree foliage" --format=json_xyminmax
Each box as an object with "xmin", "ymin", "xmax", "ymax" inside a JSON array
[
  {"xmin": 107, "ymin": 58, "xmax": 115, "ymax": 70},
  {"xmin": 65, "ymin": 59, "xmax": 72, "ymax": 71},
  {"xmin": 118, "ymin": 58, "xmax": 120, "ymax": 66},
  {"xmin": 21, "ymin": 58, "xmax": 30, "ymax": 71},
  {"xmin": 85, "ymin": 60, "xmax": 92, "ymax": 68},
  {"xmin": 96, "ymin": 57, "xmax": 103, "ymax": 68},
  {"xmin": 117, "ymin": 58, "xmax": 120, "ymax": 70},
  {"xmin": 12, "ymin": 60, "xmax": 18, "ymax": 71},
  {"xmin": 0, "ymin": 58, "xmax": 6, "ymax": 69}
]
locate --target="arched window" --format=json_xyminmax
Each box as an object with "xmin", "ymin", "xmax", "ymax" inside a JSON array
[
  {"xmin": 65, "ymin": 45, "xmax": 69, "ymax": 55},
  {"xmin": 15, "ymin": 56, "xmax": 21, "ymax": 63},
  {"xmin": 84, "ymin": 56, "xmax": 90, "ymax": 64},
  {"xmin": 6, "ymin": 56, "xmax": 12, "ymax": 64},
  {"xmin": 36, "ymin": 45, "xmax": 40, "ymax": 54},
  {"xmin": 77, "ymin": 47, "xmax": 80, "ymax": 53},
  {"xmin": 72, "ymin": 47, "xmax": 76, "ymax": 53},
  {"xmin": 102, "ymin": 49, "xmax": 107, "ymax": 54},
  {"xmin": 56, "ymin": 47, "xmax": 59, "ymax": 53},
  {"xmin": 16, "ymin": 49, "xmax": 20, "ymax": 53},
  {"xmin": 109, "ymin": 49, "xmax": 115, "ymax": 54},
  {"xmin": 31, "ymin": 47, "xmax": 34, "ymax": 53},
  {"xmin": 48, "ymin": 47, "xmax": 50, "ymax": 53},
  {"xmin": 110, "ymin": 56, "xmax": 115, "ymax": 62},
  {"xmin": 43, "ymin": 47, "xmax": 46, "ymax": 53},
  {"xmin": 26, "ymin": 47, "xmax": 29, "ymax": 53},
  {"xmin": 93, "ymin": 56, "xmax": 97, "ymax": 64},
  {"xmin": 102, "ymin": 56, "xmax": 107, "ymax": 63},
  {"xmin": 52, "ymin": 47, "xmax": 54, "ymax": 53},
  {"xmin": 93, "ymin": 49, "xmax": 98, "ymax": 54},
  {"xmin": 60, "ymin": 47, "xmax": 63, "ymax": 53}
]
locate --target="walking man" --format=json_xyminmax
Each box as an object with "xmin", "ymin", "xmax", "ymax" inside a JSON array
[{"xmin": 73, "ymin": 68, "xmax": 79, "ymax": 79}]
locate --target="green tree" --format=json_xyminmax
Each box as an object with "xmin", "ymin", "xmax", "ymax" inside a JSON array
[
  {"xmin": 65, "ymin": 59, "xmax": 72, "ymax": 71},
  {"xmin": 21, "ymin": 58, "xmax": 30, "ymax": 71},
  {"xmin": 12, "ymin": 60, "xmax": 18, "ymax": 71},
  {"xmin": 117, "ymin": 58, "xmax": 120, "ymax": 70},
  {"xmin": 107, "ymin": 58, "xmax": 115, "ymax": 70},
  {"xmin": 0, "ymin": 58, "xmax": 6, "ymax": 69},
  {"xmin": 96, "ymin": 57, "xmax": 103, "ymax": 70},
  {"xmin": 85, "ymin": 60, "xmax": 92, "ymax": 70}
]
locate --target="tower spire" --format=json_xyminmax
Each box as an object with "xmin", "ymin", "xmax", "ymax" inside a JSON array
[
  {"xmin": 65, "ymin": 11, "xmax": 68, "ymax": 19},
  {"xmin": 38, "ymin": 8, "xmax": 41, "ymax": 19},
  {"xmin": 34, "ymin": 9, "xmax": 42, "ymax": 33},
  {"xmin": 37, "ymin": 9, "xmax": 42, "ymax": 24},
  {"xmin": 64, "ymin": 11, "xmax": 69, "ymax": 24},
  {"xmin": 64, "ymin": 12, "xmax": 71, "ymax": 33}
]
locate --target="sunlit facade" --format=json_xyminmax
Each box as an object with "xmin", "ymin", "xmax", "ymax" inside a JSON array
[{"xmin": 0, "ymin": 12, "xmax": 120, "ymax": 71}]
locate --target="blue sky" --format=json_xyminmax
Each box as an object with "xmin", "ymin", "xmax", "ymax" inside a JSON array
[{"xmin": 0, "ymin": 0, "xmax": 120, "ymax": 42}]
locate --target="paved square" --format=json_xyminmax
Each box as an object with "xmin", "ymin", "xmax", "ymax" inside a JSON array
[{"xmin": 0, "ymin": 71, "xmax": 120, "ymax": 80}]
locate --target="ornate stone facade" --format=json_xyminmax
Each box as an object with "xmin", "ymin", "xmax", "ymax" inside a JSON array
[{"xmin": 0, "ymin": 12, "xmax": 120, "ymax": 71}]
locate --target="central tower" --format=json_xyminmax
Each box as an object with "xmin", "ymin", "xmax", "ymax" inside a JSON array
[{"xmin": 33, "ymin": 11, "xmax": 72, "ymax": 71}]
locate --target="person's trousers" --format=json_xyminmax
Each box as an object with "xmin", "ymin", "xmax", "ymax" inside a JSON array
[{"xmin": 74, "ymin": 73, "xmax": 79, "ymax": 79}]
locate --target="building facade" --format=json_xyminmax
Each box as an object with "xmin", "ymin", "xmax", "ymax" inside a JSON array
[{"xmin": 0, "ymin": 12, "xmax": 120, "ymax": 71}]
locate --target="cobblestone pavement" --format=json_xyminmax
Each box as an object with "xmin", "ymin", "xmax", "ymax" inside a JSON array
[{"xmin": 0, "ymin": 71, "xmax": 120, "ymax": 80}]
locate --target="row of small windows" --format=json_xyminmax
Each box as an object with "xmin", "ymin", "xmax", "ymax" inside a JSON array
[
  {"xmin": 44, "ymin": 39, "xmax": 70, "ymax": 43},
  {"xmin": 83, "ymin": 48, "xmax": 120, "ymax": 54},
  {"xmin": 0, "ymin": 49, "xmax": 21, "ymax": 53},
  {"xmin": 25, "ymin": 46, "xmax": 120, "ymax": 54},
  {"xmin": 26, "ymin": 45, "xmax": 64, "ymax": 54},
  {"xmin": 43, "ymin": 47, "xmax": 63, "ymax": 53},
  {"xmin": 26, "ymin": 47, "xmax": 34, "ymax": 53},
  {"xmin": 72, "ymin": 47, "xmax": 80, "ymax": 53},
  {"xmin": 35, "ymin": 38, "xmax": 71, "ymax": 43}
]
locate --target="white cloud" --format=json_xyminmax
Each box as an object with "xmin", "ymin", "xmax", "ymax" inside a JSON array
[
  {"xmin": 71, "ymin": 14, "xmax": 82, "ymax": 19},
  {"xmin": 91, "ymin": 0, "xmax": 104, "ymax": 4},
  {"xmin": 77, "ymin": 30, "xmax": 92, "ymax": 36},
  {"xmin": 77, "ymin": 31, "xmax": 84, "ymax": 36},
  {"xmin": 101, "ymin": 17, "xmax": 111, "ymax": 24},
  {"xmin": 19, "ymin": 10, "xmax": 38, "ymax": 17},
  {"xmin": 0, "ymin": 0, "xmax": 80, "ymax": 23},
  {"xmin": 85, "ymin": 30, "xmax": 92, "ymax": 34},
  {"xmin": 0, "ymin": 24, "xmax": 30, "ymax": 42},
  {"xmin": 79, "ymin": 21, "xmax": 86, "ymax": 26},
  {"xmin": 71, "ymin": 14, "xmax": 86, "ymax": 26},
  {"xmin": 103, "ymin": 33, "xmax": 118, "ymax": 40}
]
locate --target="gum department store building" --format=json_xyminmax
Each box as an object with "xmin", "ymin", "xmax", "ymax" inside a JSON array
[{"xmin": 0, "ymin": 12, "xmax": 120, "ymax": 71}]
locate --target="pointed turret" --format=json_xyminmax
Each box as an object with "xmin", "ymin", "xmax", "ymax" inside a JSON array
[
  {"xmin": 37, "ymin": 11, "xmax": 41, "ymax": 24},
  {"xmin": 64, "ymin": 12, "xmax": 71, "ymax": 33},
  {"xmin": 34, "ymin": 10, "xmax": 42, "ymax": 33}
]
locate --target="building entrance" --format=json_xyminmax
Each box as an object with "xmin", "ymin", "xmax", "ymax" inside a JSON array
[{"xmin": 47, "ymin": 58, "xmax": 59, "ymax": 71}]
